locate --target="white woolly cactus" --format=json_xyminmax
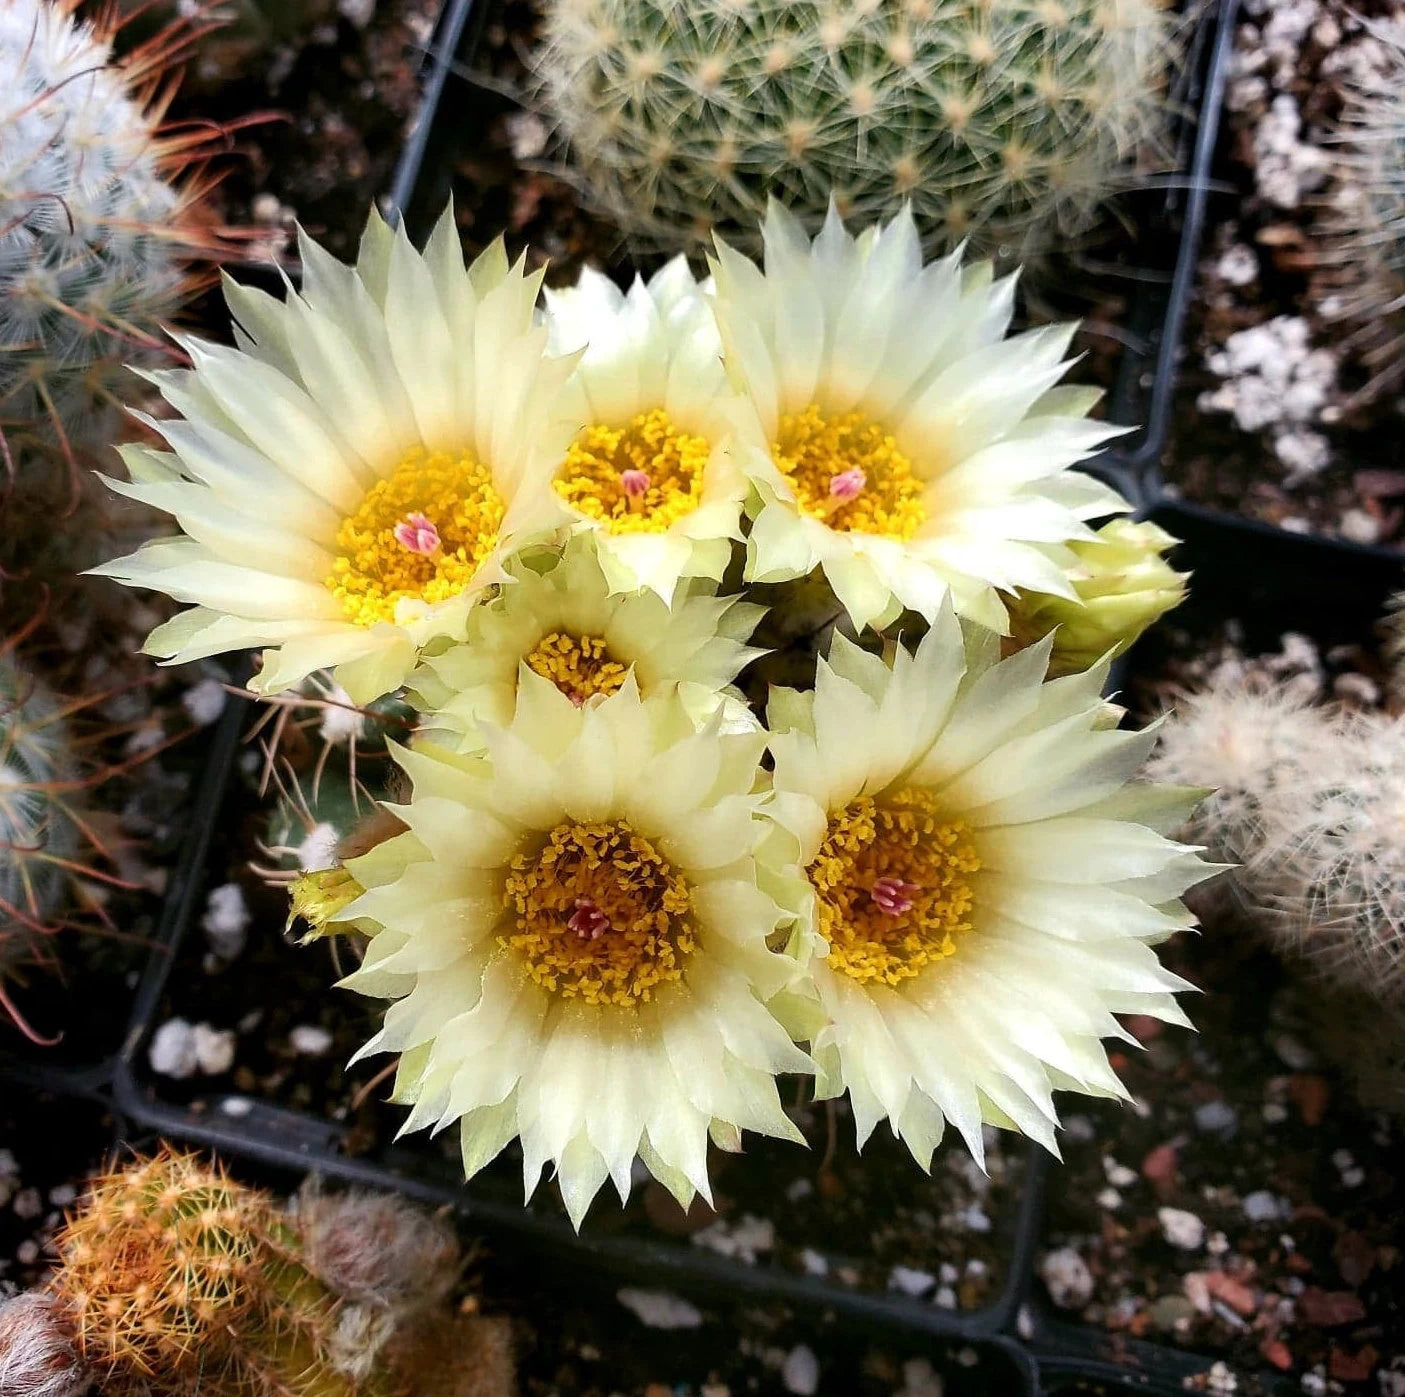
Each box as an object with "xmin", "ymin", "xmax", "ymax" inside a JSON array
[
  {"xmin": 533, "ymin": 0, "xmax": 1178, "ymax": 256},
  {"xmin": 1, "ymin": 656, "xmax": 78, "ymax": 940},
  {"xmin": 1148, "ymin": 678, "xmax": 1405, "ymax": 1007},
  {"xmin": 0, "ymin": 0, "xmax": 221, "ymax": 470},
  {"xmin": 1143, "ymin": 683, "xmax": 1333, "ymax": 870},
  {"xmin": 1315, "ymin": 21, "xmax": 1405, "ymax": 401},
  {"xmin": 1255, "ymin": 715, "xmax": 1405, "ymax": 1007}
]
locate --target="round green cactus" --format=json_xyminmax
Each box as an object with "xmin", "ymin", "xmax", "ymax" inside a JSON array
[{"xmin": 533, "ymin": 0, "xmax": 1178, "ymax": 257}]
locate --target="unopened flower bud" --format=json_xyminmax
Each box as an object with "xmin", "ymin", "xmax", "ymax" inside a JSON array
[{"xmin": 1007, "ymin": 518, "xmax": 1188, "ymax": 677}]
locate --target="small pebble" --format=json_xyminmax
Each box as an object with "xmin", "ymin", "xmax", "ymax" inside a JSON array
[
  {"xmin": 800, "ymin": 1248, "xmax": 827, "ymax": 1277},
  {"xmin": 1339, "ymin": 508, "xmax": 1380, "ymax": 545},
  {"xmin": 149, "ymin": 1017, "xmax": 199, "ymax": 1079},
  {"xmin": 899, "ymin": 1358, "xmax": 943, "ymax": 1397},
  {"xmin": 1207, "ymin": 1359, "xmax": 1239, "ymax": 1393},
  {"xmin": 12, "ymin": 1187, "xmax": 42, "ymax": 1220},
  {"xmin": 15, "ymin": 1239, "xmax": 38, "ymax": 1265},
  {"xmin": 616, "ymin": 1288, "xmax": 702, "ymax": 1330},
  {"xmin": 1194, "ymin": 1100, "xmax": 1238, "ymax": 1135},
  {"xmin": 1272, "ymin": 1033, "xmax": 1315, "ymax": 1070},
  {"xmin": 1242, "ymin": 1190, "xmax": 1285, "ymax": 1222},
  {"xmin": 193, "ymin": 1024, "xmax": 236, "ymax": 1076},
  {"xmin": 1040, "ymin": 1247, "xmax": 1094, "ymax": 1309},
  {"xmin": 933, "ymin": 1286, "xmax": 957, "ymax": 1310},
  {"xmin": 1103, "ymin": 1156, "xmax": 1137, "ymax": 1188},
  {"xmin": 1150, "ymin": 1294, "xmax": 1195, "ymax": 1332},
  {"xmin": 959, "ymin": 1204, "xmax": 990, "ymax": 1233},
  {"xmin": 201, "ymin": 883, "xmax": 250, "ymax": 961},
  {"xmin": 781, "ymin": 1344, "xmax": 819, "ymax": 1396},
  {"xmin": 889, "ymin": 1266, "xmax": 934, "ymax": 1297},
  {"xmin": 1096, "ymin": 1187, "xmax": 1122, "ymax": 1210},
  {"xmin": 47, "ymin": 1184, "xmax": 76, "ymax": 1208},
  {"xmin": 289, "ymin": 1025, "xmax": 334, "ymax": 1057},
  {"xmin": 1159, "ymin": 1207, "xmax": 1206, "ymax": 1250},
  {"xmin": 182, "ymin": 677, "xmax": 227, "ymax": 726},
  {"xmin": 1262, "ymin": 1102, "xmax": 1289, "ymax": 1124}
]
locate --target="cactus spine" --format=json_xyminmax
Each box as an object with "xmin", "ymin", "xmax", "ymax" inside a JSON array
[
  {"xmin": 533, "ymin": 0, "xmax": 1178, "ymax": 257},
  {"xmin": 0, "ymin": 0, "xmax": 235, "ymax": 472}
]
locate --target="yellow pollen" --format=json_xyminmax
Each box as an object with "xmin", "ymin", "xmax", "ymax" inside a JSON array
[
  {"xmin": 554, "ymin": 408, "xmax": 710, "ymax": 534},
  {"xmin": 523, "ymin": 632, "xmax": 629, "ymax": 705},
  {"xmin": 774, "ymin": 404, "xmax": 926, "ymax": 539},
  {"xmin": 809, "ymin": 789, "xmax": 980, "ymax": 986},
  {"xmin": 502, "ymin": 820, "xmax": 695, "ymax": 1006},
  {"xmin": 326, "ymin": 447, "xmax": 503, "ymax": 627}
]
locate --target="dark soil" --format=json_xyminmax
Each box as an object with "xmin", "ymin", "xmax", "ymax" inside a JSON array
[
  {"xmin": 111, "ymin": 0, "xmax": 443, "ymax": 262},
  {"xmin": 1038, "ymin": 615, "xmax": 1405, "ymax": 1394},
  {"xmin": 1159, "ymin": 0, "xmax": 1405, "ymax": 547}
]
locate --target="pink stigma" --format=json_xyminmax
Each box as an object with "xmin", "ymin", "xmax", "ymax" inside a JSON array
[
  {"xmin": 829, "ymin": 467, "xmax": 866, "ymax": 501},
  {"xmin": 871, "ymin": 876, "xmax": 918, "ymax": 916},
  {"xmin": 567, "ymin": 896, "xmax": 611, "ymax": 940},
  {"xmin": 620, "ymin": 468, "xmax": 651, "ymax": 499},
  {"xmin": 392, "ymin": 512, "xmax": 441, "ymax": 555}
]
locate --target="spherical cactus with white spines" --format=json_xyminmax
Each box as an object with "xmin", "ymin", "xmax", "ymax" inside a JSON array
[
  {"xmin": 1254, "ymin": 714, "xmax": 1405, "ymax": 1008},
  {"xmin": 533, "ymin": 0, "xmax": 1178, "ymax": 258},
  {"xmin": 0, "ymin": 0, "xmax": 223, "ymax": 469},
  {"xmin": 0, "ymin": 652, "xmax": 82, "ymax": 1040},
  {"xmin": 1, "ymin": 656, "xmax": 78, "ymax": 943},
  {"xmin": 1315, "ymin": 23, "xmax": 1405, "ymax": 403}
]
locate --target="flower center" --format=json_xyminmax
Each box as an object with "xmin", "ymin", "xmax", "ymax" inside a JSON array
[
  {"xmin": 773, "ymin": 404, "xmax": 925, "ymax": 539},
  {"xmin": 326, "ymin": 447, "xmax": 504, "ymax": 627},
  {"xmin": 523, "ymin": 632, "xmax": 629, "ymax": 706},
  {"xmin": 808, "ymin": 789, "xmax": 980, "ymax": 986},
  {"xmin": 501, "ymin": 820, "xmax": 695, "ymax": 1006},
  {"xmin": 554, "ymin": 407, "xmax": 710, "ymax": 535}
]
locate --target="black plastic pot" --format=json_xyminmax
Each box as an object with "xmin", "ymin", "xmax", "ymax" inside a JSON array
[
  {"xmin": 5, "ymin": 0, "xmax": 1355, "ymax": 1393},
  {"xmin": 1097, "ymin": 0, "xmax": 1404, "ymax": 568}
]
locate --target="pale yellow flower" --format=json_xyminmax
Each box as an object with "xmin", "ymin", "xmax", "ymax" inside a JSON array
[
  {"xmin": 407, "ymin": 533, "xmax": 762, "ymax": 749},
  {"xmin": 339, "ymin": 681, "xmax": 812, "ymax": 1226},
  {"xmin": 93, "ymin": 207, "xmax": 575, "ymax": 704},
  {"xmin": 767, "ymin": 609, "xmax": 1216, "ymax": 1166},
  {"xmin": 711, "ymin": 203, "xmax": 1130, "ymax": 633},
  {"xmin": 543, "ymin": 260, "xmax": 769, "ymax": 602}
]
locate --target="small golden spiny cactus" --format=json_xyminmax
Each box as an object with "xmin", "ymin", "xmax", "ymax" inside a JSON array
[{"xmin": 49, "ymin": 1149, "xmax": 399, "ymax": 1397}]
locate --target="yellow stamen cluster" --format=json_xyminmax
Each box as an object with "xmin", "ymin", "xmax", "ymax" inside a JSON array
[
  {"xmin": 502, "ymin": 820, "xmax": 695, "ymax": 1006},
  {"xmin": 327, "ymin": 447, "xmax": 504, "ymax": 627},
  {"xmin": 809, "ymin": 788, "xmax": 980, "ymax": 986},
  {"xmin": 554, "ymin": 408, "xmax": 710, "ymax": 534},
  {"xmin": 523, "ymin": 632, "xmax": 630, "ymax": 705},
  {"xmin": 774, "ymin": 404, "xmax": 926, "ymax": 539}
]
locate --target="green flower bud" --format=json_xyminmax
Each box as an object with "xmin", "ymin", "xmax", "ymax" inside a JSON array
[{"xmin": 1008, "ymin": 519, "xmax": 1188, "ymax": 677}]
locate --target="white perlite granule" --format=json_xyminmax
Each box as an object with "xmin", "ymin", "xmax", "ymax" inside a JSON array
[
  {"xmin": 200, "ymin": 882, "xmax": 250, "ymax": 961},
  {"xmin": 1198, "ymin": 317, "xmax": 1339, "ymax": 484}
]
